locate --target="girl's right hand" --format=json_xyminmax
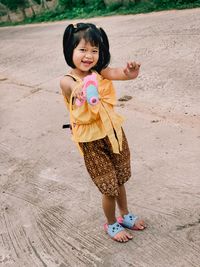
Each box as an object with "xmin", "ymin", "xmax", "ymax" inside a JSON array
[
  {"xmin": 73, "ymin": 82, "xmax": 84, "ymax": 103},
  {"xmin": 75, "ymin": 90, "xmax": 84, "ymax": 101}
]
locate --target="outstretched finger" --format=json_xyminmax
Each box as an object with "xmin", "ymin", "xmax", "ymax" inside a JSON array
[
  {"xmin": 136, "ymin": 62, "xmax": 141, "ymax": 70},
  {"xmin": 123, "ymin": 67, "xmax": 129, "ymax": 76},
  {"xmin": 130, "ymin": 62, "xmax": 136, "ymax": 69}
]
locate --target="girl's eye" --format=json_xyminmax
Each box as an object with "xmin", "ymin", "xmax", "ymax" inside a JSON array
[
  {"xmin": 80, "ymin": 48, "xmax": 86, "ymax": 52},
  {"xmin": 93, "ymin": 50, "xmax": 98, "ymax": 53}
]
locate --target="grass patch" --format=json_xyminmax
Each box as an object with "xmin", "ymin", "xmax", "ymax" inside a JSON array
[{"xmin": 1, "ymin": 1, "xmax": 200, "ymax": 27}]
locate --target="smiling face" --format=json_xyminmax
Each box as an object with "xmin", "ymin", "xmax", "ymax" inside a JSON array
[{"xmin": 72, "ymin": 38, "xmax": 99, "ymax": 76}]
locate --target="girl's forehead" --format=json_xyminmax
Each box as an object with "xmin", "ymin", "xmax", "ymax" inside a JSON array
[{"xmin": 77, "ymin": 38, "xmax": 98, "ymax": 48}]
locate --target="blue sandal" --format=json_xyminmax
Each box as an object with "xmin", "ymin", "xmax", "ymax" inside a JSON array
[
  {"xmin": 104, "ymin": 222, "xmax": 125, "ymax": 240},
  {"xmin": 117, "ymin": 213, "xmax": 145, "ymax": 230}
]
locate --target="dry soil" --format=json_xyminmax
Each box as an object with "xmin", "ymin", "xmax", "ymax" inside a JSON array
[{"xmin": 0, "ymin": 8, "xmax": 200, "ymax": 267}]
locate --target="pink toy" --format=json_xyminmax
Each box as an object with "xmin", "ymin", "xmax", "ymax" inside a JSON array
[{"xmin": 75, "ymin": 73, "xmax": 99, "ymax": 106}]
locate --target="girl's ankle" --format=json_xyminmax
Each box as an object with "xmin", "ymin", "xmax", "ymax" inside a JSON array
[
  {"xmin": 120, "ymin": 210, "xmax": 129, "ymax": 217},
  {"xmin": 107, "ymin": 219, "xmax": 117, "ymax": 225}
]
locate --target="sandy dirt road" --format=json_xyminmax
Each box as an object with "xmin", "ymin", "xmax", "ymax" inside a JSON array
[{"xmin": 0, "ymin": 8, "xmax": 200, "ymax": 267}]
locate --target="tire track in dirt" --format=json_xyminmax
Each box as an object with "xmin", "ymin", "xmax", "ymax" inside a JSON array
[
  {"xmin": 107, "ymin": 215, "xmax": 200, "ymax": 267},
  {"xmin": 0, "ymin": 211, "xmax": 40, "ymax": 266},
  {"xmin": 1, "ymin": 156, "xmax": 107, "ymax": 266},
  {"xmin": 2, "ymin": 141, "xmax": 199, "ymax": 266},
  {"xmin": 1, "ymin": 195, "xmax": 106, "ymax": 266}
]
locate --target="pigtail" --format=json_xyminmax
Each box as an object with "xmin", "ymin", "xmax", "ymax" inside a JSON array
[
  {"xmin": 63, "ymin": 24, "xmax": 74, "ymax": 65},
  {"xmin": 98, "ymin": 27, "xmax": 110, "ymax": 70},
  {"xmin": 99, "ymin": 27, "xmax": 110, "ymax": 51}
]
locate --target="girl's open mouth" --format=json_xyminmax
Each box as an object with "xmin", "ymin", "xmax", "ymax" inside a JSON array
[{"xmin": 82, "ymin": 61, "xmax": 93, "ymax": 66}]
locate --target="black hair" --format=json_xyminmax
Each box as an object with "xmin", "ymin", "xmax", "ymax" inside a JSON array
[{"xmin": 63, "ymin": 23, "xmax": 110, "ymax": 72}]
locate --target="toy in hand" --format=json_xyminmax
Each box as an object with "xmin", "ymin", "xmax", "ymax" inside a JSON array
[{"xmin": 75, "ymin": 73, "xmax": 99, "ymax": 106}]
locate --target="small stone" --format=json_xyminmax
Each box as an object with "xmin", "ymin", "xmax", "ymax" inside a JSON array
[
  {"xmin": 151, "ymin": 120, "xmax": 160, "ymax": 123},
  {"xmin": 0, "ymin": 77, "xmax": 7, "ymax": 81},
  {"xmin": 118, "ymin": 95, "xmax": 132, "ymax": 102}
]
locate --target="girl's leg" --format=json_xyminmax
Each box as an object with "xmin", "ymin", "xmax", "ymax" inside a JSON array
[
  {"xmin": 116, "ymin": 184, "xmax": 129, "ymax": 217},
  {"xmin": 116, "ymin": 184, "xmax": 146, "ymax": 230},
  {"xmin": 102, "ymin": 194, "xmax": 116, "ymax": 225},
  {"xmin": 102, "ymin": 194, "xmax": 133, "ymax": 242}
]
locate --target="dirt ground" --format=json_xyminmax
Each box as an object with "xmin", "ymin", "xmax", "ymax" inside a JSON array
[{"xmin": 0, "ymin": 8, "xmax": 200, "ymax": 267}]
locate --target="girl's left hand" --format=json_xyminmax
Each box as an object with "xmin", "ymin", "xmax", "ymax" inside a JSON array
[{"xmin": 123, "ymin": 61, "xmax": 141, "ymax": 79}]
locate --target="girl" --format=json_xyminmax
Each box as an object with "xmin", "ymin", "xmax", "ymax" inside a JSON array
[{"xmin": 60, "ymin": 23, "xmax": 146, "ymax": 243}]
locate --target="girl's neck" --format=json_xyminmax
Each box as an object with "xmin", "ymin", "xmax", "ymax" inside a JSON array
[{"xmin": 70, "ymin": 68, "xmax": 92, "ymax": 80}]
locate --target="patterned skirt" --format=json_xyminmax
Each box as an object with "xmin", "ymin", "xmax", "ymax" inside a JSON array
[{"xmin": 79, "ymin": 129, "xmax": 131, "ymax": 197}]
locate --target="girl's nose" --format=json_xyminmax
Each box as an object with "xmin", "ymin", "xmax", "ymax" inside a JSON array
[{"xmin": 85, "ymin": 52, "xmax": 92, "ymax": 58}]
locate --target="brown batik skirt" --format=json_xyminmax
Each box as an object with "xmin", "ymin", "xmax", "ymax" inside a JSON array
[{"xmin": 79, "ymin": 129, "xmax": 131, "ymax": 197}]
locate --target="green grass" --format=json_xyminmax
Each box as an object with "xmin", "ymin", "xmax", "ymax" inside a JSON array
[{"xmin": 1, "ymin": 1, "xmax": 200, "ymax": 27}]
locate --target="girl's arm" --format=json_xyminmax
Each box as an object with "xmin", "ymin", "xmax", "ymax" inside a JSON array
[
  {"xmin": 100, "ymin": 61, "xmax": 140, "ymax": 81},
  {"xmin": 60, "ymin": 76, "xmax": 73, "ymax": 103},
  {"xmin": 60, "ymin": 76, "xmax": 83, "ymax": 103}
]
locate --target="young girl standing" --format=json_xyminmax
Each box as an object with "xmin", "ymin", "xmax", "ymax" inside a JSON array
[{"xmin": 60, "ymin": 23, "xmax": 146, "ymax": 243}]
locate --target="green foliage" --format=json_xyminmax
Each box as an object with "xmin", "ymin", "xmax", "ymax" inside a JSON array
[
  {"xmin": 59, "ymin": 0, "xmax": 73, "ymax": 8},
  {"xmin": 89, "ymin": 0, "xmax": 105, "ymax": 9},
  {"xmin": 106, "ymin": 2, "xmax": 123, "ymax": 12},
  {"xmin": 153, "ymin": 0, "xmax": 199, "ymax": 8},
  {"xmin": 1, "ymin": 0, "xmax": 27, "ymax": 10},
  {"xmin": 1, "ymin": 0, "xmax": 200, "ymax": 26},
  {"xmin": 34, "ymin": 0, "xmax": 41, "ymax": 4},
  {"xmin": 59, "ymin": 0, "xmax": 105, "ymax": 9},
  {"xmin": 59, "ymin": 0, "xmax": 86, "ymax": 8}
]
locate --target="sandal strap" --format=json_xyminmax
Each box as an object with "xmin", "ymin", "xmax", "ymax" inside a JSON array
[
  {"xmin": 107, "ymin": 222, "xmax": 125, "ymax": 238},
  {"xmin": 121, "ymin": 213, "xmax": 138, "ymax": 228}
]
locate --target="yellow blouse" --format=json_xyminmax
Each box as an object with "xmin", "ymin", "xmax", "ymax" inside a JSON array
[{"xmin": 62, "ymin": 72, "xmax": 124, "ymax": 154}]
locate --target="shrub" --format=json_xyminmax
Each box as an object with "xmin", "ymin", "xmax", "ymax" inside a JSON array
[{"xmin": 1, "ymin": 0, "xmax": 27, "ymax": 11}]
